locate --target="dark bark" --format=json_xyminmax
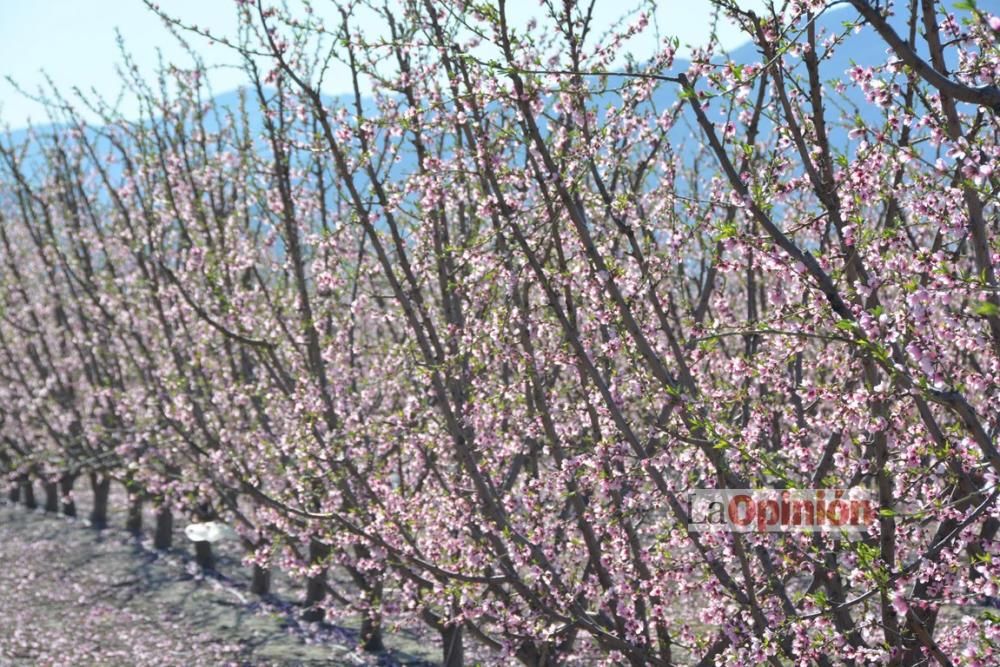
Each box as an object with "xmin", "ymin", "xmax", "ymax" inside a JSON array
[
  {"xmin": 89, "ymin": 472, "xmax": 110, "ymax": 529},
  {"xmin": 251, "ymin": 563, "xmax": 271, "ymax": 595},
  {"xmin": 154, "ymin": 506, "xmax": 173, "ymax": 550},
  {"xmin": 8, "ymin": 484, "xmax": 19, "ymax": 503},
  {"xmin": 352, "ymin": 564, "xmax": 384, "ymax": 652},
  {"xmin": 243, "ymin": 536, "xmax": 272, "ymax": 595},
  {"xmin": 440, "ymin": 623, "xmax": 464, "ymax": 667},
  {"xmin": 125, "ymin": 491, "xmax": 143, "ymax": 535},
  {"xmin": 43, "ymin": 480, "xmax": 58, "ymax": 513},
  {"xmin": 59, "ymin": 474, "xmax": 77, "ymax": 517},
  {"xmin": 194, "ymin": 540, "xmax": 214, "ymax": 570},
  {"xmin": 361, "ymin": 610, "xmax": 385, "ymax": 653},
  {"xmin": 302, "ymin": 538, "xmax": 329, "ymax": 622},
  {"xmin": 21, "ymin": 479, "xmax": 36, "ymax": 509},
  {"xmin": 192, "ymin": 503, "xmax": 215, "ymax": 570}
]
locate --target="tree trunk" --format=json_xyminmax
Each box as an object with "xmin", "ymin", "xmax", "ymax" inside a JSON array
[
  {"xmin": 8, "ymin": 483, "xmax": 20, "ymax": 503},
  {"xmin": 89, "ymin": 472, "xmax": 110, "ymax": 529},
  {"xmin": 302, "ymin": 538, "xmax": 329, "ymax": 622},
  {"xmin": 251, "ymin": 563, "xmax": 271, "ymax": 595},
  {"xmin": 243, "ymin": 537, "xmax": 271, "ymax": 595},
  {"xmin": 361, "ymin": 614, "xmax": 385, "ymax": 653},
  {"xmin": 126, "ymin": 490, "xmax": 143, "ymax": 535},
  {"xmin": 194, "ymin": 540, "xmax": 214, "ymax": 570},
  {"xmin": 59, "ymin": 474, "xmax": 77, "ymax": 517},
  {"xmin": 154, "ymin": 506, "xmax": 173, "ymax": 550},
  {"xmin": 440, "ymin": 623, "xmax": 464, "ymax": 667},
  {"xmin": 191, "ymin": 503, "xmax": 215, "ymax": 570},
  {"xmin": 43, "ymin": 480, "xmax": 58, "ymax": 513},
  {"xmin": 21, "ymin": 479, "xmax": 36, "ymax": 509},
  {"xmin": 361, "ymin": 578, "xmax": 385, "ymax": 653}
]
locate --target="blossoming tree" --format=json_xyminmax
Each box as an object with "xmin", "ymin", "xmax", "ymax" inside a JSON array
[{"xmin": 1, "ymin": 0, "xmax": 998, "ymax": 664}]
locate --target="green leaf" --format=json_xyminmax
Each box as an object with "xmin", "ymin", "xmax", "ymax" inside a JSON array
[
  {"xmin": 974, "ymin": 301, "xmax": 999, "ymax": 317},
  {"xmin": 698, "ymin": 336, "xmax": 720, "ymax": 353},
  {"xmin": 835, "ymin": 319, "xmax": 857, "ymax": 332},
  {"xmin": 717, "ymin": 221, "xmax": 739, "ymax": 241}
]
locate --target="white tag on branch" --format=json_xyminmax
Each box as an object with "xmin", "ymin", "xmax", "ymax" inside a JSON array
[{"xmin": 184, "ymin": 521, "xmax": 236, "ymax": 543}]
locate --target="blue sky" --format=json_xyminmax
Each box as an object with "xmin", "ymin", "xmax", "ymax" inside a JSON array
[{"xmin": 0, "ymin": 0, "xmax": 765, "ymax": 128}]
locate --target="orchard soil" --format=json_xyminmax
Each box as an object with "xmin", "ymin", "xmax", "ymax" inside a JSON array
[
  {"xmin": 0, "ymin": 490, "xmax": 438, "ymax": 667},
  {"xmin": 2, "ymin": 490, "xmax": 989, "ymax": 666}
]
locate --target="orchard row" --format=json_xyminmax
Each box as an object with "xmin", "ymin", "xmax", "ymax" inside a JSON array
[{"xmin": 1, "ymin": 1, "xmax": 999, "ymax": 664}]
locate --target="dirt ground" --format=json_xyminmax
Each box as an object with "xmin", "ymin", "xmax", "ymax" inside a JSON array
[
  {"xmin": 6, "ymin": 491, "xmax": 989, "ymax": 666},
  {"xmin": 0, "ymin": 500, "xmax": 439, "ymax": 667}
]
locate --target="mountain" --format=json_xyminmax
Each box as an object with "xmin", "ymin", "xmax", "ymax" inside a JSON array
[{"xmin": 3, "ymin": 5, "xmax": 970, "ymax": 193}]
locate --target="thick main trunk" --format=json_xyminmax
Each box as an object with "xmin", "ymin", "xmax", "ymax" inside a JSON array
[
  {"xmin": 239, "ymin": 535, "xmax": 272, "ymax": 595},
  {"xmin": 302, "ymin": 538, "xmax": 329, "ymax": 622},
  {"xmin": 440, "ymin": 623, "xmax": 464, "ymax": 667},
  {"xmin": 8, "ymin": 483, "xmax": 20, "ymax": 503},
  {"xmin": 59, "ymin": 474, "xmax": 77, "ymax": 517},
  {"xmin": 361, "ymin": 614, "xmax": 385, "ymax": 653},
  {"xmin": 125, "ymin": 491, "xmax": 143, "ymax": 535},
  {"xmin": 361, "ymin": 578, "xmax": 385, "ymax": 653},
  {"xmin": 154, "ymin": 506, "xmax": 173, "ymax": 550},
  {"xmin": 43, "ymin": 480, "xmax": 58, "ymax": 513},
  {"xmin": 194, "ymin": 540, "xmax": 214, "ymax": 570},
  {"xmin": 251, "ymin": 563, "xmax": 271, "ymax": 596},
  {"xmin": 191, "ymin": 503, "xmax": 215, "ymax": 570},
  {"xmin": 89, "ymin": 472, "xmax": 110, "ymax": 529},
  {"xmin": 242, "ymin": 537, "xmax": 272, "ymax": 595},
  {"xmin": 21, "ymin": 479, "xmax": 36, "ymax": 509}
]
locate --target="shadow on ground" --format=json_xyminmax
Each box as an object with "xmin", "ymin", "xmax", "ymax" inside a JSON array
[{"xmin": 0, "ymin": 502, "xmax": 438, "ymax": 667}]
